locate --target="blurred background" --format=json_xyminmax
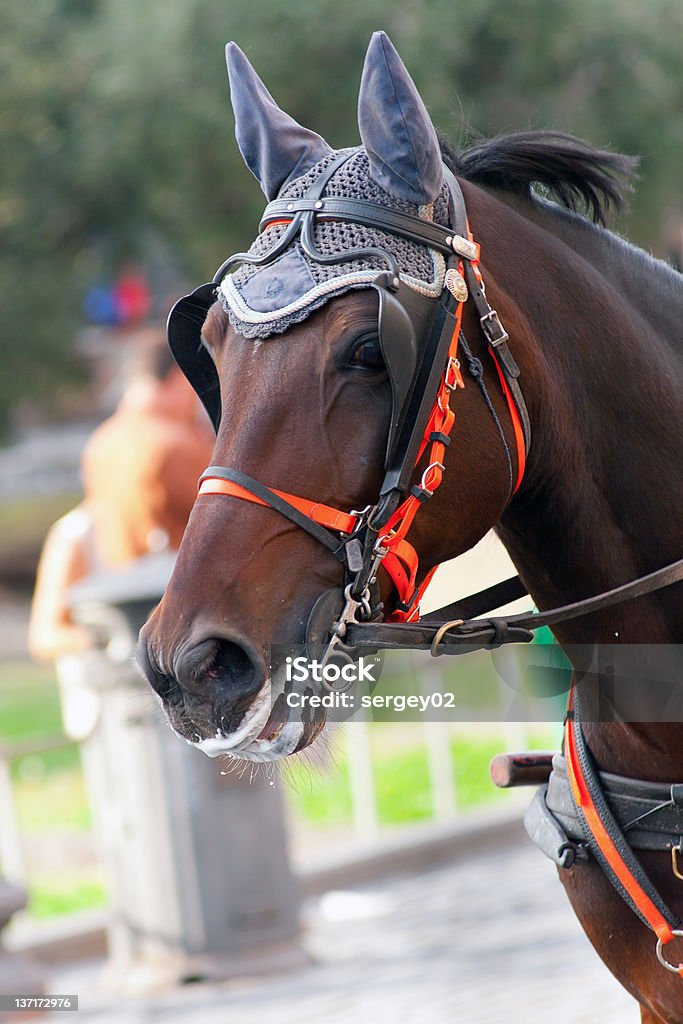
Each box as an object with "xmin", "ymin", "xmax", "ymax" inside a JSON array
[{"xmin": 0, "ymin": 1, "xmax": 681, "ymax": 1018}]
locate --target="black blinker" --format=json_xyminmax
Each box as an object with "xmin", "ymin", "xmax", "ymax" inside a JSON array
[
  {"xmin": 166, "ymin": 282, "xmax": 222, "ymax": 433},
  {"xmin": 373, "ymin": 273, "xmax": 441, "ymax": 469}
]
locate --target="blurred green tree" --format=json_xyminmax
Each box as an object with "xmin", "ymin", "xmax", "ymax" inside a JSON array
[{"xmin": 1, "ymin": 0, "xmax": 682, "ymax": 434}]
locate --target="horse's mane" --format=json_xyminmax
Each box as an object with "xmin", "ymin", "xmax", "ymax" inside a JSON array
[{"xmin": 440, "ymin": 130, "xmax": 638, "ymax": 227}]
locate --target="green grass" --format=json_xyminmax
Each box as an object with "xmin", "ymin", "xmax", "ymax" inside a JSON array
[
  {"xmin": 14, "ymin": 763, "xmax": 91, "ymax": 831},
  {"xmin": 286, "ymin": 726, "xmax": 559, "ymax": 828},
  {"xmin": 0, "ymin": 661, "xmax": 81, "ymax": 779},
  {"xmin": 0, "ymin": 661, "xmax": 92, "ymax": 829},
  {"xmin": 0, "ymin": 660, "xmax": 101, "ymax": 918},
  {"xmin": 28, "ymin": 877, "xmax": 107, "ymax": 920},
  {"xmin": 0, "ymin": 661, "xmax": 64, "ymax": 739},
  {"xmin": 374, "ymin": 744, "xmax": 433, "ymax": 823},
  {"xmin": 286, "ymin": 756, "xmax": 353, "ymax": 827}
]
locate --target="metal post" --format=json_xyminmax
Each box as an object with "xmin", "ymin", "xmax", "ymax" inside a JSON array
[{"xmin": 69, "ymin": 556, "xmax": 303, "ymax": 988}]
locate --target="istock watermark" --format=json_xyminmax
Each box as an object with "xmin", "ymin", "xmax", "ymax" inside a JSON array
[
  {"xmin": 284, "ymin": 654, "xmax": 380, "ymax": 688},
  {"xmin": 268, "ymin": 644, "xmax": 683, "ymax": 724}
]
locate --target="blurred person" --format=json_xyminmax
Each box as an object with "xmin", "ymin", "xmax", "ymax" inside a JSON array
[
  {"xmin": 29, "ymin": 331, "xmax": 213, "ymax": 731},
  {"xmin": 28, "ymin": 503, "xmax": 97, "ymax": 664},
  {"xmin": 80, "ymin": 331, "xmax": 213, "ymax": 567}
]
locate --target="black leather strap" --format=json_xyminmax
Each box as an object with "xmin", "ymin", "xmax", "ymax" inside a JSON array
[
  {"xmin": 461, "ymin": 256, "xmax": 532, "ymax": 454},
  {"xmin": 507, "ymin": 558, "xmax": 683, "ymax": 631},
  {"xmin": 260, "ymin": 197, "xmax": 456, "ymax": 254},
  {"xmin": 423, "ymin": 575, "xmax": 528, "ymax": 623},
  {"xmin": 213, "ymin": 150, "xmax": 354, "ymax": 283},
  {"xmin": 345, "ymin": 557, "xmax": 683, "ymax": 653},
  {"xmin": 443, "ymin": 163, "xmax": 532, "ymax": 461},
  {"xmin": 345, "ymin": 618, "xmax": 535, "ymax": 652}
]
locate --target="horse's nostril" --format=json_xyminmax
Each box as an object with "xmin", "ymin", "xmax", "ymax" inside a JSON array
[
  {"xmin": 206, "ymin": 638, "xmax": 261, "ymax": 705},
  {"xmin": 139, "ymin": 634, "xmax": 265, "ymax": 738},
  {"xmin": 170, "ymin": 636, "xmax": 263, "ymax": 707}
]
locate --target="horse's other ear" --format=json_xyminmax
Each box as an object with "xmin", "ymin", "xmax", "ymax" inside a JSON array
[
  {"xmin": 225, "ymin": 42, "xmax": 333, "ymax": 200},
  {"xmin": 358, "ymin": 31, "xmax": 442, "ymax": 205}
]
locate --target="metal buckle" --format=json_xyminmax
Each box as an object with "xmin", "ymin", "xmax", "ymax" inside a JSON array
[
  {"xmin": 655, "ymin": 930, "xmax": 683, "ymax": 974},
  {"xmin": 445, "ymin": 355, "xmax": 463, "ymax": 392},
  {"xmin": 373, "ymin": 532, "xmax": 395, "ymax": 556},
  {"xmin": 419, "ymin": 461, "xmax": 445, "ymax": 498},
  {"xmin": 349, "ymin": 503, "xmax": 373, "ymax": 522},
  {"xmin": 430, "ymin": 619, "xmax": 465, "ymax": 658},
  {"xmin": 450, "ymin": 235, "xmax": 479, "ymax": 261},
  {"xmin": 480, "ymin": 309, "xmax": 509, "ymax": 347},
  {"xmin": 320, "ymin": 584, "xmax": 373, "ymax": 690},
  {"xmin": 672, "ymin": 840, "xmax": 683, "ymax": 880}
]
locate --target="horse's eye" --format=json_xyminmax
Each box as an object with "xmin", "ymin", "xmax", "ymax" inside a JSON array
[{"xmin": 348, "ymin": 335, "xmax": 384, "ymax": 371}]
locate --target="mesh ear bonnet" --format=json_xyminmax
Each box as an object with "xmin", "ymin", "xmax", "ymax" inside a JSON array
[{"xmin": 219, "ymin": 148, "xmax": 451, "ymax": 340}]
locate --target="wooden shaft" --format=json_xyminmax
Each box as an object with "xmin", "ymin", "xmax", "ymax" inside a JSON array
[{"xmin": 489, "ymin": 751, "xmax": 555, "ymax": 788}]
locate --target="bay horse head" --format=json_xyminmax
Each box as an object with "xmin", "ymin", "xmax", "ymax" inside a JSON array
[
  {"xmin": 137, "ymin": 32, "xmax": 638, "ymax": 761},
  {"xmin": 138, "ymin": 32, "xmax": 509, "ymax": 758}
]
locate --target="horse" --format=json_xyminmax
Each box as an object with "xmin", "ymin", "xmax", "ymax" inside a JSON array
[{"xmin": 137, "ymin": 32, "xmax": 683, "ymax": 1022}]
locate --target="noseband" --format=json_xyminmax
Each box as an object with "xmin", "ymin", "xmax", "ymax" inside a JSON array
[{"xmin": 168, "ymin": 154, "xmax": 683, "ymax": 664}]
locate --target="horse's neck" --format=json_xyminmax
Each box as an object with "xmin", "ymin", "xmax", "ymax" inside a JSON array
[
  {"xmin": 473, "ymin": 190, "xmax": 683, "ymax": 776},
  {"xmin": 516, "ymin": 194, "xmax": 683, "ymax": 348}
]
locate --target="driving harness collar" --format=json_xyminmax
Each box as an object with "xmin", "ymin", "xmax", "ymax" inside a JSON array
[
  {"xmin": 168, "ymin": 151, "xmax": 683, "ymax": 666},
  {"xmin": 523, "ymin": 686, "xmax": 683, "ymax": 976},
  {"xmin": 538, "ymin": 756, "xmax": 683, "ymax": 856}
]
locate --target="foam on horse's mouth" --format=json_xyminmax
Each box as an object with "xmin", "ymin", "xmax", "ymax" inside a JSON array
[
  {"xmin": 193, "ymin": 680, "xmax": 272, "ymax": 756},
  {"xmin": 189, "ymin": 677, "xmax": 306, "ymax": 761},
  {"xmin": 229, "ymin": 721, "xmax": 305, "ymax": 762},
  {"xmin": 195, "ymin": 720, "xmax": 304, "ymax": 763},
  {"xmin": 189, "ymin": 656, "xmax": 324, "ymax": 762}
]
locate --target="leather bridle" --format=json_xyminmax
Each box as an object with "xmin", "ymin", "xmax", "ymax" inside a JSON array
[{"xmin": 167, "ymin": 153, "xmax": 683, "ymax": 666}]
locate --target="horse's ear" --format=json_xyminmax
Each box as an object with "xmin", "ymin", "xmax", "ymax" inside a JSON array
[
  {"xmin": 226, "ymin": 42, "xmax": 333, "ymax": 200},
  {"xmin": 358, "ymin": 32, "xmax": 442, "ymax": 205}
]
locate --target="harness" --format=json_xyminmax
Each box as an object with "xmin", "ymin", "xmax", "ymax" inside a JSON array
[
  {"xmin": 521, "ymin": 685, "xmax": 683, "ymax": 977},
  {"xmin": 169, "ymin": 149, "xmax": 683, "ymax": 974}
]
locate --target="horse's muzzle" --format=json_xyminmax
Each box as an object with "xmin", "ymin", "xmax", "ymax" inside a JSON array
[{"xmin": 136, "ymin": 631, "xmax": 268, "ymax": 742}]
